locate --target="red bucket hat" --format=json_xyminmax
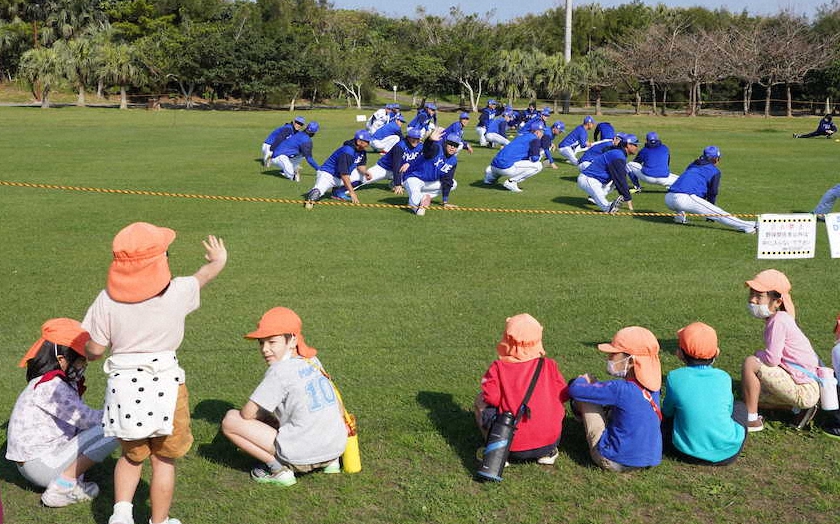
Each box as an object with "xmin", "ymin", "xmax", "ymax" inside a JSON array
[
  {"xmin": 244, "ymin": 307, "xmax": 316, "ymax": 358},
  {"xmin": 598, "ymin": 326, "xmax": 662, "ymax": 391},
  {"xmin": 107, "ymin": 222, "xmax": 176, "ymax": 303},
  {"xmin": 745, "ymin": 269, "xmax": 795, "ymax": 319},
  {"xmin": 19, "ymin": 318, "xmax": 90, "ymax": 367},
  {"xmin": 496, "ymin": 313, "xmax": 545, "ymax": 363}
]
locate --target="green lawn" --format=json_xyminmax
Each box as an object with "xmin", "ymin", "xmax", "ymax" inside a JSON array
[{"xmin": 0, "ymin": 107, "xmax": 838, "ymax": 524}]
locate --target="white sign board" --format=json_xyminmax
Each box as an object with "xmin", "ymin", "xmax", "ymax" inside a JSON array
[
  {"xmin": 825, "ymin": 213, "xmax": 840, "ymax": 258},
  {"xmin": 756, "ymin": 214, "xmax": 816, "ymax": 259},
  {"xmin": 355, "ymin": 115, "xmax": 367, "ymax": 122}
]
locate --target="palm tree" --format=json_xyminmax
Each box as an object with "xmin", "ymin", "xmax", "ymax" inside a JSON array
[
  {"xmin": 56, "ymin": 34, "xmax": 102, "ymax": 106},
  {"xmin": 19, "ymin": 45, "xmax": 63, "ymax": 108},
  {"xmin": 99, "ymin": 41, "xmax": 144, "ymax": 109}
]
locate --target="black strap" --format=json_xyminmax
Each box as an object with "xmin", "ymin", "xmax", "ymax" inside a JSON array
[{"xmin": 515, "ymin": 358, "xmax": 544, "ymax": 425}]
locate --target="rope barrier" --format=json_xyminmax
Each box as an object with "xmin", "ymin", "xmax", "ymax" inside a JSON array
[{"xmin": 0, "ymin": 180, "xmax": 758, "ymax": 218}]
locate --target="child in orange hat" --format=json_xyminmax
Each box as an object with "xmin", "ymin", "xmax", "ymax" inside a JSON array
[
  {"xmin": 474, "ymin": 314, "xmax": 570, "ymax": 465},
  {"xmin": 221, "ymin": 307, "xmax": 348, "ymax": 485},
  {"xmin": 81, "ymin": 222, "xmax": 227, "ymax": 524},
  {"xmin": 568, "ymin": 326, "xmax": 663, "ymax": 471},
  {"xmin": 6, "ymin": 318, "xmax": 119, "ymax": 508},
  {"xmin": 741, "ymin": 269, "xmax": 821, "ymax": 432},
  {"xmin": 662, "ymin": 322, "xmax": 746, "ymax": 465}
]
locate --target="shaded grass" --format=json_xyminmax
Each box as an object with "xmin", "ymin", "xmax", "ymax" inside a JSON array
[{"xmin": 1, "ymin": 107, "xmax": 839, "ymax": 524}]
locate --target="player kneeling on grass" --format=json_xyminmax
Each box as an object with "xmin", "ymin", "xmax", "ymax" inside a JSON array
[
  {"xmin": 568, "ymin": 327, "xmax": 663, "ymax": 472},
  {"xmin": 221, "ymin": 307, "xmax": 347, "ymax": 486},
  {"xmin": 474, "ymin": 314, "xmax": 570, "ymax": 466},
  {"xmin": 403, "ymin": 127, "xmax": 460, "ymax": 216},
  {"xmin": 304, "ymin": 130, "xmax": 370, "ymax": 207},
  {"xmin": 483, "ymin": 120, "xmax": 545, "ymax": 193}
]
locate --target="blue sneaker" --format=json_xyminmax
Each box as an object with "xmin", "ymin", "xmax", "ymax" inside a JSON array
[{"xmin": 331, "ymin": 190, "xmax": 352, "ymax": 201}]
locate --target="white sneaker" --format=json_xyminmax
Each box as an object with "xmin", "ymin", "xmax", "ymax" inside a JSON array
[
  {"xmin": 323, "ymin": 458, "xmax": 341, "ymax": 474},
  {"xmin": 416, "ymin": 194, "xmax": 431, "ymax": 216},
  {"xmin": 149, "ymin": 519, "xmax": 182, "ymax": 524},
  {"xmin": 503, "ymin": 180, "xmax": 522, "ymax": 193},
  {"xmin": 263, "ymin": 153, "xmax": 271, "ymax": 168},
  {"xmin": 109, "ymin": 514, "xmax": 135, "ymax": 524},
  {"xmin": 537, "ymin": 450, "xmax": 559, "ymax": 465},
  {"xmin": 41, "ymin": 481, "xmax": 96, "ymax": 507},
  {"xmin": 293, "ymin": 169, "xmax": 301, "ymax": 182},
  {"xmin": 483, "ymin": 170, "xmax": 496, "ymax": 185}
]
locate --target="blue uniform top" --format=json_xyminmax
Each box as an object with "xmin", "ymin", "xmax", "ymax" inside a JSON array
[
  {"xmin": 271, "ymin": 132, "xmax": 319, "ymax": 170},
  {"xmin": 409, "ymin": 108, "xmax": 436, "ymax": 130},
  {"xmin": 578, "ymin": 140, "xmax": 614, "ymax": 164},
  {"xmin": 594, "ymin": 122, "xmax": 615, "ymax": 141},
  {"xmin": 379, "ymin": 139, "xmax": 424, "ymax": 186},
  {"xmin": 491, "ymin": 132, "xmax": 541, "ymax": 169},
  {"xmin": 569, "ymin": 378, "xmax": 662, "ymax": 468},
  {"xmin": 405, "ymin": 138, "xmax": 458, "ymax": 202},
  {"xmin": 581, "ymin": 146, "xmax": 633, "ymax": 200},
  {"xmin": 558, "ymin": 124, "xmax": 588, "ymax": 149},
  {"xmin": 487, "ymin": 115, "xmax": 508, "ymax": 136},
  {"xmin": 319, "ymin": 140, "xmax": 367, "ymax": 177},
  {"xmin": 634, "ymin": 143, "xmax": 672, "ymax": 178},
  {"xmin": 668, "ymin": 158, "xmax": 721, "ymax": 203},
  {"xmin": 815, "ymin": 116, "xmax": 837, "ymax": 134},
  {"xmin": 265, "ymin": 123, "xmax": 296, "ymax": 149},
  {"xmin": 442, "ymin": 120, "xmax": 467, "ymax": 142},
  {"xmin": 372, "ymin": 120, "xmax": 403, "ymax": 141},
  {"xmin": 540, "ymin": 132, "xmax": 557, "ymax": 164},
  {"xmin": 662, "ymin": 365, "xmax": 746, "ymax": 463},
  {"xmin": 478, "ymin": 106, "xmax": 495, "ymax": 127}
]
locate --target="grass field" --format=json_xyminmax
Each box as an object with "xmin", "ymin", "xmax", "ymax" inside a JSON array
[{"xmin": 0, "ymin": 107, "xmax": 838, "ymax": 524}]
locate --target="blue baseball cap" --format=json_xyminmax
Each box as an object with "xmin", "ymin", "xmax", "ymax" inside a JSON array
[
  {"xmin": 444, "ymin": 133, "xmax": 462, "ymax": 146},
  {"xmin": 293, "ymin": 116, "xmax": 306, "ymax": 125},
  {"xmin": 488, "ymin": 99, "xmax": 497, "ymax": 105},
  {"xmin": 354, "ymin": 129, "xmax": 372, "ymax": 142},
  {"xmin": 530, "ymin": 121, "xmax": 545, "ymax": 132},
  {"xmin": 583, "ymin": 115, "xmax": 595, "ymax": 124},
  {"xmin": 385, "ymin": 103, "xmax": 395, "ymax": 110},
  {"xmin": 622, "ymin": 134, "xmax": 640, "ymax": 146},
  {"xmin": 305, "ymin": 121, "xmax": 319, "ymax": 134},
  {"xmin": 459, "ymin": 112, "xmax": 470, "ymax": 119},
  {"xmin": 425, "ymin": 102, "xmax": 437, "ymax": 110},
  {"xmin": 703, "ymin": 145, "xmax": 721, "ymax": 158},
  {"xmin": 552, "ymin": 121, "xmax": 565, "ymax": 131},
  {"xmin": 395, "ymin": 114, "xmax": 406, "ymax": 122},
  {"xmin": 541, "ymin": 107, "xmax": 552, "ymax": 116},
  {"xmin": 646, "ymin": 131, "xmax": 660, "ymax": 144},
  {"xmin": 406, "ymin": 128, "xmax": 422, "ymax": 139}
]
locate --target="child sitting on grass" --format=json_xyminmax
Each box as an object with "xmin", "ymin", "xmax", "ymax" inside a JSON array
[
  {"xmin": 221, "ymin": 307, "xmax": 347, "ymax": 486},
  {"xmin": 7, "ymin": 318, "xmax": 118, "ymax": 508},
  {"xmin": 568, "ymin": 326, "xmax": 663, "ymax": 471},
  {"xmin": 662, "ymin": 322, "xmax": 746, "ymax": 465},
  {"xmin": 474, "ymin": 313, "xmax": 569, "ymax": 465},
  {"xmin": 820, "ymin": 314, "xmax": 840, "ymax": 440}
]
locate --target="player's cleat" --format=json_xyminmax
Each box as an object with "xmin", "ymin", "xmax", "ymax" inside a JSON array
[
  {"xmin": 304, "ymin": 189, "xmax": 320, "ymax": 209},
  {"xmin": 483, "ymin": 173, "xmax": 496, "ymax": 185},
  {"xmin": 416, "ymin": 194, "xmax": 432, "ymax": 216},
  {"xmin": 630, "ymin": 186, "xmax": 642, "ymax": 194},
  {"xmin": 293, "ymin": 169, "xmax": 301, "ymax": 182},
  {"xmin": 503, "ymin": 180, "xmax": 523, "ymax": 193},
  {"xmin": 331, "ymin": 188, "xmax": 352, "ymax": 201},
  {"xmin": 674, "ymin": 211, "xmax": 688, "ymax": 224},
  {"xmin": 587, "ymin": 197, "xmax": 596, "ymax": 205},
  {"xmin": 792, "ymin": 133, "xmax": 798, "ymax": 138},
  {"xmin": 607, "ymin": 195, "xmax": 624, "ymax": 214},
  {"xmin": 263, "ymin": 153, "xmax": 272, "ymax": 168}
]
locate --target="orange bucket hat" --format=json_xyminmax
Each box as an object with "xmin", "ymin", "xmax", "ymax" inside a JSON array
[
  {"xmin": 107, "ymin": 222, "xmax": 176, "ymax": 303},
  {"xmin": 598, "ymin": 326, "xmax": 662, "ymax": 391},
  {"xmin": 677, "ymin": 322, "xmax": 719, "ymax": 360},
  {"xmin": 244, "ymin": 307, "xmax": 316, "ymax": 357},
  {"xmin": 496, "ymin": 313, "xmax": 545, "ymax": 363},
  {"xmin": 745, "ymin": 269, "xmax": 795, "ymax": 319},
  {"xmin": 19, "ymin": 318, "xmax": 90, "ymax": 367}
]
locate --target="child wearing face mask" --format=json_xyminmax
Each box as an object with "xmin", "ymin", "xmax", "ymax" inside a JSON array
[
  {"xmin": 221, "ymin": 307, "xmax": 348, "ymax": 486},
  {"xmin": 6, "ymin": 318, "xmax": 118, "ymax": 508},
  {"xmin": 661, "ymin": 322, "xmax": 747, "ymax": 465},
  {"xmin": 568, "ymin": 326, "xmax": 663, "ymax": 472},
  {"xmin": 741, "ymin": 269, "xmax": 821, "ymax": 432}
]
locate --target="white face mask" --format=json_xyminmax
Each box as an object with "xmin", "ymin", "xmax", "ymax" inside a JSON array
[
  {"xmin": 606, "ymin": 356, "xmax": 632, "ymax": 378},
  {"xmin": 747, "ymin": 303, "xmax": 773, "ymax": 319}
]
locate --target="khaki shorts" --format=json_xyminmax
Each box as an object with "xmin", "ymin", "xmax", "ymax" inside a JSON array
[
  {"xmin": 121, "ymin": 384, "xmax": 193, "ymax": 462},
  {"xmin": 756, "ymin": 362, "xmax": 820, "ymax": 409}
]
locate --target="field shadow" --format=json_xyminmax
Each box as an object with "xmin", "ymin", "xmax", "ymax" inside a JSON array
[
  {"xmin": 415, "ymin": 391, "xmax": 482, "ymax": 472},
  {"xmin": 557, "ymin": 415, "xmax": 594, "ymax": 467},
  {"xmin": 192, "ymin": 399, "xmax": 252, "ymax": 471}
]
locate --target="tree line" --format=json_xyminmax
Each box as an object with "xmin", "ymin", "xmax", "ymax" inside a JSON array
[{"xmin": 1, "ymin": 0, "xmax": 839, "ymax": 115}]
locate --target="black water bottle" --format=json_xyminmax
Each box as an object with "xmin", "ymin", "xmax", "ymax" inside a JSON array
[{"xmin": 475, "ymin": 411, "xmax": 516, "ymax": 482}]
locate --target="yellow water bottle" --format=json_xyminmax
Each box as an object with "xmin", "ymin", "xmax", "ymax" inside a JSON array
[{"xmin": 341, "ymin": 413, "xmax": 361, "ymax": 473}]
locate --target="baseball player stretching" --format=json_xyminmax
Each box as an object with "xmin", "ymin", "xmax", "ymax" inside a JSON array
[
  {"xmin": 304, "ymin": 130, "xmax": 370, "ymax": 208},
  {"xmin": 403, "ymin": 127, "xmax": 460, "ymax": 216},
  {"xmin": 578, "ymin": 134, "xmax": 639, "ymax": 213},
  {"xmin": 665, "ymin": 146, "xmax": 756, "ymax": 233},
  {"xmin": 626, "ymin": 132, "xmax": 679, "ymax": 189},
  {"xmin": 557, "ymin": 116, "xmax": 596, "ymax": 165},
  {"xmin": 361, "ymin": 128, "xmax": 425, "ymax": 193},
  {"xmin": 268, "ymin": 122, "xmax": 320, "ymax": 182},
  {"xmin": 483, "ymin": 120, "xmax": 546, "ymax": 193}
]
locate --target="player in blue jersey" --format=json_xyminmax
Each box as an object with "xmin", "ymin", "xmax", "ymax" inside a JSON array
[
  {"xmin": 442, "ymin": 112, "xmax": 474, "ymax": 154},
  {"xmin": 539, "ymin": 120, "xmax": 565, "ymax": 170},
  {"xmin": 558, "ymin": 116, "xmax": 596, "ymax": 165},
  {"xmin": 269, "ymin": 122, "xmax": 320, "ymax": 182},
  {"xmin": 664, "ymin": 146, "xmax": 757, "ymax": 233},
  {"xmin": 483, "ymin": 120, "xmax": 546, "ymax": 193},
  {"xmin": 404, "ymin": 127, "xmax": 460, "ymax": 216},
  {"xmin": 476, "ymin": 99, "xmax": 498, "ymax": 147},
  {"xmin": 577, "ymin": 135, "xmax": 621, "ymax": 173},
  {"xmin": 626, "ymin": 132, "xmax": 679, "ymax": 190},
  {"xmin": 578, "ymin": 134, "xmax": 639, "ymax": 213},
  {"xmin": 408, "ymin": 102, "xmax": 438, "ymax": 138},
  {"xmin": 485, "ymin": 111, "xmax": 513, "ymax": 148},
  {"xmin": 304, "ymin": 130, "xmax": 370, "ymax": 208},
  {"xmin": 370, "ymin": 114, "xmax": 406, "ymax": 153},
  {"xmin": 793, "ymin": 114, "xmax": 837, "ymax": 138},
  {"xmin": 262, "ymin": 116, "xmax": 305, "ymax": 167},
  {"xmin": 359, "ymin": 128, "xmax": 425, "ymax": 195},
  {"xmin": 367, "ymin": 103, "xmax": 399, "ymax": 134},
  {"xmin": 812, "ymin": 183, "xmax": 840, "ymax": 218},
  {"xmin": 593, "ymin": 121, "xmax": 615, "ymax": 141}
]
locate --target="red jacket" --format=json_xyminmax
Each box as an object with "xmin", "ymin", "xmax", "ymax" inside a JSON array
[{"xmin": 481, "ymin": 358, "xmax": 569, "ymax": 452}]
